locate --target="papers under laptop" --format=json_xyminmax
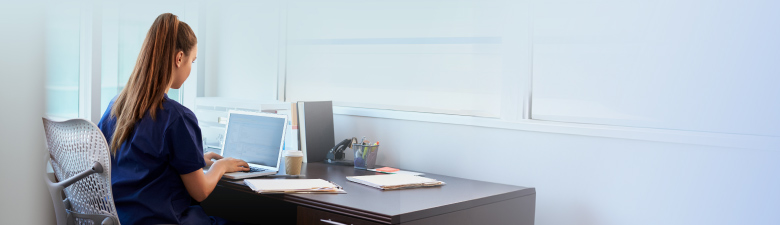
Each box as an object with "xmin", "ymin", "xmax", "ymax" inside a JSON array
[
  {"xmin": 244, "ymin": 179, "xmax": 346, "ymax": 194},
  {"xmin": 218, "ymin": 110, "xmax": 288, "ymax": 179}
]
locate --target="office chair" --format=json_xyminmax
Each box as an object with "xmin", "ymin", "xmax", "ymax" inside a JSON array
[{"xmin": 43, "ymin": 118, "xmax": 120, "ymax": 225}]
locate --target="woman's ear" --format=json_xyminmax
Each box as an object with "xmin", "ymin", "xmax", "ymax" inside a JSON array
[{"xmin": 175, "ymin": 51, "xmax": 184, "ymax": 68}]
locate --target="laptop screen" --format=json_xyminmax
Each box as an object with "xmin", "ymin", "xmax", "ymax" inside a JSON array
[{"xmin": 222, "ymin": 112, "xmax": 286, "ymax": 168}]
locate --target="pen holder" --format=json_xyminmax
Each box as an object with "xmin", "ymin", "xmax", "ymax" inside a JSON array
[{"xmin": 353, "ymin": 144, "xmax": 379, "ymax": 169}]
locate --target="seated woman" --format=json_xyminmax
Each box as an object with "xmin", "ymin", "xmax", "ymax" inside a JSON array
[{"xmin": 98, "ymin": 13, "xmax": 250, "ymax": 225}]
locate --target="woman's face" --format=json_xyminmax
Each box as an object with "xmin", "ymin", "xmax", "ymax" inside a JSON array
[{"xmin": 171, "ymin": 44, "xmax": 198, "ymax": 89}]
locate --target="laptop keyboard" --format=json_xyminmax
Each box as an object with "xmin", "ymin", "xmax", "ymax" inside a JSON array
[{"xmin": 247, "ymin": 166, "xmax": 268, "ymax": 173}]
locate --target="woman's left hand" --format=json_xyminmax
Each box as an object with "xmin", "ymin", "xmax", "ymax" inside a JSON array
[{"xmin": 203, "ymin": 152, "xmax": 223, "ymax": 168}]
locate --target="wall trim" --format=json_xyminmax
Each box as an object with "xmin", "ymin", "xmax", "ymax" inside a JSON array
[{"xmin": 333, "ymin": 106, "xmax": 779, "ymax": 151}]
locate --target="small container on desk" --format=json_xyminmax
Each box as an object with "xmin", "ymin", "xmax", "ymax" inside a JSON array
[{"xmin": 353, "ymin": 144, "xmax": 379, "ymax": 169}]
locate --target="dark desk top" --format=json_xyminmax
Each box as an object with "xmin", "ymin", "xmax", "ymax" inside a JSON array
[{"xmin": 218, "ymin": 163, "xmax": 535, "ymax": 224}]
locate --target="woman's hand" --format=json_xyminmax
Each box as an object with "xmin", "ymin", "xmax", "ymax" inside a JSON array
[
  {"xmin": 181, "ymin": 156, "xmax": 249, "ymax": 202},
  {"xmin": 212, "ymin": 157, "xmax": 251, "ymax": 173},
  {"xmin": 203, "ymin": 152, "xmax": 223, "ymax": 168}
]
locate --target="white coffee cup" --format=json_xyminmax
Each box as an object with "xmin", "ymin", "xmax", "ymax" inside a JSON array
[{"xmin": 284, "ymin": 150, "xmax": 304, "ymax": 175}]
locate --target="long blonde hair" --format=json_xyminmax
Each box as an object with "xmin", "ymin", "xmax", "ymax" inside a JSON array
[{"xmin": 109, "ymin": 13, "xmax": 197, "ymax": 154}]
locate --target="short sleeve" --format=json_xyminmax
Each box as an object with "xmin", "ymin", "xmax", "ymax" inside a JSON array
[
  {"xmin": 97, "ymin": 96, "xmax": 118, "ymax": 141},
  {"xmin": 166, "ymin": 112, "xmax": 206, "ymax": 174}
]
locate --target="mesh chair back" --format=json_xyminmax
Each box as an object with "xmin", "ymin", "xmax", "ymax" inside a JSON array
[{"xmin": 43, "ymin": 118, "xmax": 119, "ymax": 225}]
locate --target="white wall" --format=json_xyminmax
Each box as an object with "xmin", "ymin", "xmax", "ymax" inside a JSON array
[
  {"xmin": 334, "ymin": 114, "xmax": 780, "ymax": 225},
  {"xmin": 191, "ymin": 1, "xmax": 780, "ymax": 224},
  {"xmin": 0, "ymin": 1, "xmax": 55, "ymax": 224}
]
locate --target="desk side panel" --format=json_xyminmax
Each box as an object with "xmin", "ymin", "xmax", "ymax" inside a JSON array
[
  {"xmin": 400, "ymin": 193, "xmax": 536, "ymax": 225},
  {"xmin": 201, "ymin": 185, "xmax": 297, "ymax": 224}
]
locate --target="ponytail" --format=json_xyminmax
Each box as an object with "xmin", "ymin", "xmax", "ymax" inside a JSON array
[{"xmin": 109, "ymin": 13, "xmax": 197, "ymax": 154}]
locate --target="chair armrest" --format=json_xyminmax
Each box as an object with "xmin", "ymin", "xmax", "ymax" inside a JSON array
[
  {"xmin": 56, "ymin": 162, "xmax": 103, "ymax": 189},
  {"xmin": 45, "ymin": 161, "xmax": 106, "ymax": 225},
  {"xmin": 67, "ymin": 210, "xmax": 118, "ymax": 225}
]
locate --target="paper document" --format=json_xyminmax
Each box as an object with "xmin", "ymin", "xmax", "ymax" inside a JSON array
[
  {"xmin": 244, "ymin": 179, "xmax": 346, "ymax": 194},
  {"xmin": 367, "ymin": 168, "xmax": 424, "ymax": 176},
  {"xmin": 347, "ymin": 174, "xmax": 445, "ymax": 190}
]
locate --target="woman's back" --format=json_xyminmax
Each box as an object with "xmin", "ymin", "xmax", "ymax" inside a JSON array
[
  {"xmin": 98, "ymin": 94, "xmax": 207, "ymax": 224},
  {"xmin": 98, "ymin": 12, "xmax": 249, "ymax": 225}
]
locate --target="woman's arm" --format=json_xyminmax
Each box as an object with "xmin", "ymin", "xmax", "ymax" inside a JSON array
[
  {"xmin": 180, "ymin": 157, "xmax": 250, "ymax": 202},
  {"xmin": 203, "ymin": 152, "xmax": 222, "ymax": 168}
]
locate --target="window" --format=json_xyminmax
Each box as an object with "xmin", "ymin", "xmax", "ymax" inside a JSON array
[
  {"xmin": 101, "ymin": 1, "xmax": 189, "ymax": 114},
  {"xmin": 200, "ymin": 0, "xmax": 281, "ymax": 102},
  {"xmin": 45, "ymin": 1, "xmax": 196, "ymax": 122},
  {"xmin": 46, "ymin": 1, "xmax": 775, "ymax": 148},
  {"xmin": 45, "ymin": 2, "xmax": 81, "ymax": 119},
  {"xmin": 284, "ymin": 0, "xmax": 510, "ymax": 118},
  {"xmin": 530, "ymin": 0, "xmax": 780, "ymax": 136}
]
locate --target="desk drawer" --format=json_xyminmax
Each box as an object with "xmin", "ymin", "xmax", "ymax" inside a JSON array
[{"xmin": 297, "ymin": 206, "xmax": 383, "ymax": 225}]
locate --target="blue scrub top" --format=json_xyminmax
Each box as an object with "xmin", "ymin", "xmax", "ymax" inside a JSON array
[{"xmin": 98, "ymin": 94, "xmax": 209, "ymax": 225}]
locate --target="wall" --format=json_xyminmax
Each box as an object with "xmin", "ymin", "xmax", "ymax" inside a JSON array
[
  {"xmin": 0, "ymin": 1, "xmax": 55, "ymax": 223},
  {"xmin": 191, "ymin": 1, "xmax": 780, "ymax": 224},
  {"xmin": 334, "ymin": 114, "xmax": 780, "ymax": 225}
]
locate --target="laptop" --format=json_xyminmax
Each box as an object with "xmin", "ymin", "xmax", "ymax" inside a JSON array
[{"xmin": 219, "ymin": 110, "xmax": 288, "ymax": 179}]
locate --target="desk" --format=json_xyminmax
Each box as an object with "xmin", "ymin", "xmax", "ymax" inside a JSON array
[{"xmin": 203, "ymin": 163, "xmax": 535, "ymax": 225}]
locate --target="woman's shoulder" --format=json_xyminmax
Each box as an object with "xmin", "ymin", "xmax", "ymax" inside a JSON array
[
  {"xmin": 161, "ymin": 96, "xmax": 197, "ymax": 122},
  {"xmin": 98, "ymin": 95, "xmax": 120, "ymax": 128}
]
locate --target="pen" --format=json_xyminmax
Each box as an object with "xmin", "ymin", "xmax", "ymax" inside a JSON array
[{"xmin": 265, "ymin": 174, "xmax": 304, "ymax": 178}]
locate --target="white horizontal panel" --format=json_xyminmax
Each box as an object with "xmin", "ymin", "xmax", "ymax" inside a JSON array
[
  {"xmin": 288, "ymin": 42, "xmax": 502, "ymax": 54},
  {"xmin": 288, "ymin": 52, "xmax": 502, "ymax": 89},
  {"xmin": 287, "ymin": 49, "xmax": 503, "ymax": 117}
]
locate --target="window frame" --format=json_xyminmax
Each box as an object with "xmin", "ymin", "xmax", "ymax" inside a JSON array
[
  {"xmin": 78, "ymin": 1, "xmax": 102, "ymax": 124},
  {"xmin": 272, "ymin": 0, "xmax": 776, "ymax": 151},
  {"xmin": 62, "ymin": 1, "xmax": 195, "ymax": 123},
  {"xmin": 137, "ymin": 1, "xmax": 775, "ymax": 151},
  {"xmin": 331, "ymin": 106, "xmax": 778, "ymax": 151}
]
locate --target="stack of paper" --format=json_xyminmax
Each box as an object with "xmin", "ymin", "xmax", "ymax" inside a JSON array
[
  {"xmin": 346, "ymin": 174, "xmax": 445, "ymax": 190},
  {"xmin": 366, "ymin": 168, "xmax": 424, "ymax": 176},
  {"xmin": 244, "ymin": 179, "xmax": 346, "ymax": 194}
]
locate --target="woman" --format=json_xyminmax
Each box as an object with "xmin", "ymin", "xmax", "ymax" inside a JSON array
[{"xmin": 98, "ymin": 13, "xmax": 250, "ymax": 225}]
